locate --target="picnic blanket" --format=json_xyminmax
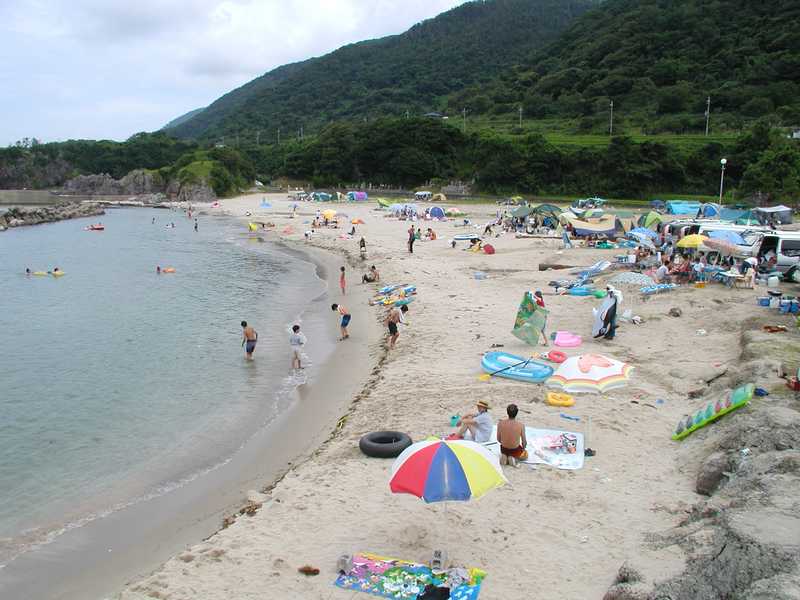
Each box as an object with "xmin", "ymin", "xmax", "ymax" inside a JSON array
[
  {"xmin": 487, "ymin": 426, "xmax": 585, "ymax": 470},
  {"xmin": 334, "ymin": 553, "xmax": 485, "ymax": 599}
]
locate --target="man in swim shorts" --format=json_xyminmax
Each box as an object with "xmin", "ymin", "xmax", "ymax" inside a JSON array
[
  {"xmin": 362, "ymin": 265, "xmax": 380, "ymax": 283},
  {"xmin": 385, "ymin": 304, "xmax": 409, "ymax": 349},
  {"xmin": 241, "ymin": 321, "xmax": 258, "ymax": 360},
  {"xmin": 331, "ymin": 304, "xmax": 351, "ymax": 340},
  {"xmin": 497, "ymin": 403, "xmax": 528, "ymax": 467}
]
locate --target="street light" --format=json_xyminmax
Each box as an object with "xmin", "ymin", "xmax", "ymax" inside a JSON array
[{"xmin": 719, "ymin": 158, "xmax": 727, "ymax": 204}]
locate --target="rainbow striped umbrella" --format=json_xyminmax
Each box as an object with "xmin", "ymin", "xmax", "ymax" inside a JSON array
[
  {"xmin": 546, "ymin": 353, "xmax": 633, "ymax": 394},
  {"xmin": 389, "ymin": 440, "xmax": 506, "ymax": 503}
]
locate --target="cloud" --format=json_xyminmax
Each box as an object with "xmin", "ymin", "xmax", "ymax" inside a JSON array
[{"xmin": 0, "ymin": 0, "xmax": 468, "ymax": 143}]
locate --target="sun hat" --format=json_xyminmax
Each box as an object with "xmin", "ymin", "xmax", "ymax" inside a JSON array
[{"xmin": 476, "ymin": 400, "xmax": 490, "ymax": 409}]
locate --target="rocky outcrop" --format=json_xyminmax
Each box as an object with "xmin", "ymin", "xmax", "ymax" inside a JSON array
[
  {"xmin": 63, "ymin": 169, "xmax": 164, "ymax": 196},
  {"xmin": 0, "ymin": 203, "xmax": 104, "ymax": 230},
  {"xmin": 63, "ymin": 169, "xmax": 215, "ymax": 204},
  {"xmin": 0, "ymin": 155, "xmax": 74, "ymax": 189}
]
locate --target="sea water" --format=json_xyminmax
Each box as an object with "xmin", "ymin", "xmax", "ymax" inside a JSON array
[{"xmin": 0, "ymin": 207, "xmax": 333, "ymax": 567}]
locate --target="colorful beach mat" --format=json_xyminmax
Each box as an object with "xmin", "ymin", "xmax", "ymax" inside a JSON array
[
  {"xmin": 486, "ymin": 426, "xmax": 585, "ymax": 470},
  {"xmin": 334, "ymin": 553, "xmax": 486, "ymax": 599}
]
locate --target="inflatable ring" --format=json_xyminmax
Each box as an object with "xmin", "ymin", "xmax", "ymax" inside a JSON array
[
  {"xmin": 163, "ymin": 268, "xmax": 176, "ymax": 273},
  {"xmin": 359, "ymin": 431, "xmax": 412, "ymax": 458},
  {"xmin": 547, "ymin": 350, "xmax": 567, "ymax": 363},
  {"xmin": 546, "ymin": 392, "xmax": 575, "ymax": 407}
]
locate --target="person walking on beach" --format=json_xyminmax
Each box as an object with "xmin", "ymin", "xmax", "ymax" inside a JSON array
[
  {"xmin": 331, "ymin": 304, "xmax": 351, "ymax": 340},
  {"xmin": 407, "ymin": 225, "xmax": 415, "ymax": 253},
  {"xmin": 241, "ymin": 321, "xmax": 258, "ymax": 360},
  {"xmin": 290, "ymin": 324, "xmax": 306, "ymax": 369},
  {"xmin": 385, "ymin": 304, "xmax": 409, "ymax": 349},
  {"xmin": 497, "ymin": 403, "xmax": 528, "ymax": 467},
  {"xmin": 339, "ymin": 266, "xmax": 347, "ymax": 295}
]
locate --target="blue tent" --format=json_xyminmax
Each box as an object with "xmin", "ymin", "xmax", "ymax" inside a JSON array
[
  {"xmin": 719, "ymin": 208, "xmax": 745, "ymax": 222},
  {"xmin": 429, "ymin": 206, "xmax": 445, "ymax": 219},
  {"xmin": 698, "ymin": 203, "xmax": 721, "ymax": 218},
  {"xmin": 666, "ymin": 200, "xmax": 701, "ymax": 215}
]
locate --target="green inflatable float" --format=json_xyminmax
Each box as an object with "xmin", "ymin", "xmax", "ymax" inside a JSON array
[{"xmin": 672, "ymin": 383, "xmax": 754, "ymax": 441}]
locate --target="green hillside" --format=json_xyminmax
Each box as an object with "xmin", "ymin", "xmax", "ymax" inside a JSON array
[
  {"xmin": 447, "ymin": 0, "xmax": 800, "ymax": 132},
  {"xmin": 167, "ymin": 0, "xmax": 598, "ymax": 141},
  {"xmin": 161, "ymin": 108, "xmax": 205, "ymax": 131}
]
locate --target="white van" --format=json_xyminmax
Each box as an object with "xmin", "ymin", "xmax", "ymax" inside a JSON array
[{"xmin": 755, "ymin": 231, "xmax": 800, "ymax": 273}]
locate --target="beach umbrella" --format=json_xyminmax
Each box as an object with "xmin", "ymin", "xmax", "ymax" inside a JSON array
[
  {"xmin": 390, "ymin": 439, "xmax": 506, "ymax": 503},
  {"xmin": 351, "ymin": 218, "xmax": 365, "ymax": 224},
  {"xmin": 708, "ymin": 230, "xmax": 745, "ymax": 245},
  {"xmin": 704, "ymin": 238, "xmax": 739, "ymax": 256},
  {"xmin": 676, "ymin": 234, "xmax": 708, "ymax": 249},
  {"xmin": 547, "ymin": 354, "xmax": 634, "ymax": 394},
  {"xmin": 322, "ymin": 209, "xmax": 337, "ymax": 220}
]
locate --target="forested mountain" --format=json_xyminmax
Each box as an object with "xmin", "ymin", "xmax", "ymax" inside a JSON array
[
  {"xmin": 167, "ymin": 0, "xmax": 598, "ymax": 141},
  {"xmin": 161, "ymin": 108, "xmax": 206, "ymax": 131},
  {"xmin": 449, "ymin": 0, "xmax": 800, "ymax": 132}
]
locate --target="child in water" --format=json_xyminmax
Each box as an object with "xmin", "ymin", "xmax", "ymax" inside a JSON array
[{"xmin": 290, "ymin": 325, "xmax": 307, "ymax": 369}]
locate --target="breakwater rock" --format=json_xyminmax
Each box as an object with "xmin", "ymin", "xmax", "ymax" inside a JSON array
[{"xmin": 0, "ymin": 203, "xmax": 105, "ymax": 231}]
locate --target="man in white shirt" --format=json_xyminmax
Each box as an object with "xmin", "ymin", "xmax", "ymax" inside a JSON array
[
  {"xmin": 655, "ymin": 261, "xmax": 670, "ymax": 283},
  {"xmin": 450, "ymin": 400, "xmax": 493, "ymax": 443}
]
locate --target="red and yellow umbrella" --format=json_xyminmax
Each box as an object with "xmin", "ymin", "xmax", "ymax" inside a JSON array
[{"xmin": 389, "ymin": 439, "xmax": 506, "ymax": 503}]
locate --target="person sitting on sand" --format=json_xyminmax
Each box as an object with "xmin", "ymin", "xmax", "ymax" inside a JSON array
[
  {"xmin": 425, "ymin": 228, "xmax": 437, "ymax": 241},
  {"xmin": 449, "ymin": 400, "xmax": 493, "ymax": 443},
  {"xmin": 497, "ymin": 404, "xmax": 528, "ymax": 467},
  {"xmin": 655, "ymin": 260, "xmax": 670, "ymax": 283},
  {"xmin": 362, "ymin": 265, "xmax": 380, "ymax": 283},
  {"xmin": 468, "ymin": 238, "xmax": 483, "ymax": 252},
  {"xmin": 331, "ymin": 304, "xmax": 351, "ymax": 340}
]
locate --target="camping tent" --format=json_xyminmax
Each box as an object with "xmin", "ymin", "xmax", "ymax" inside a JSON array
[
  {"xmin": 414, "ymin": 191, "xmax": 433, "ymax": 202},
  {"xmin": 390, "ymin": 203, "xmax": 418, "ymax": 216},
  {"xmin": 429, "ymin": 206, "xmax": 445, "ymax": 219},
  {"xmin": 638, "ymin": 211, "xmax": 663, "ymax": 229},
  {"xmin": 347, "ymin": 191, "xmax": 368, "ymax": 202},
  {"xmin": 312, "ymin": 192, "xmax": 332, "ymax": 202},
  {"xmin": 696, "ymin": 203, "xmax": 721, "ymax": 218},
  {"xmin": 666, "ymin": 200, "xmax": 701, "ymax": 215},
  {"xmin": 432, "ymin": 193, "xmax": 447, "ymax": 203},
  {"xmin": 561, "ymin": 213, "xmax": 618, "ymax": 237},
  {"xmin": 512, "ymin": 206, "xmax": 535, "ymax": 218}
]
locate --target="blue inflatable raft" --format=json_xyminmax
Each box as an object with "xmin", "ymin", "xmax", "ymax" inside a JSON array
[{"xmin": 481, "ymin": 352, "xmax": 554, "ymax": 383}]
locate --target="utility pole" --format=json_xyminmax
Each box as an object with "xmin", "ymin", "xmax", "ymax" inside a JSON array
[
  {"xmin": 256, "ymin": 130, "xmax": 261, "ymax": 145},
  {"xmin": 462, "ymin": 107, "xmax": 467, "ymax": 133},
  {"xmin": 235, "ymin": 134, "xmax": 239, "ymax": 148},
  {"xmin": 405, "ymin": 110, "xmax": 409, "ymax": 120},
  {"xmin": 609, "ymin": 100, "xmax": 614, "ymax": 136},
  {"xmin": 704, "ymin": 96, "xmax": 711, "ymax": 136},
  {"xmin": 518, "ymin": 105, "xmax": 523, "ymax": 129},
  {"xmin": 277, "ymin": 128, "xmax": 281, "ymax": 145}
]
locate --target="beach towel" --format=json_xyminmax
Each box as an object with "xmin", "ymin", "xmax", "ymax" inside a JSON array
[
  {"xmin": 487, "ymin": 426, "xmax": 584, "ymax": 470},
  {"xmin": 511, "ymin": 292, "xmax": 549, "ymax": 346},
  {"xmin": 334, "ymin": 553, "xmax": 485, "ymax": 599}
]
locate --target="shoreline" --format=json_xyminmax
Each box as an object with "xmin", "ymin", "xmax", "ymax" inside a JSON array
[{"xmin": 0, "ymin": 212, "xmax": 385, "ymax": 600}]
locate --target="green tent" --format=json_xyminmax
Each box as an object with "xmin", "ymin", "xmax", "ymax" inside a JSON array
[
  {"xmin": 511, "ymin": 206, "xmax": 535, "ymax": 218},
  {"xmin": 640, "ymin": 211, "xmax": 663, "ymax": 229},
  {"xmin": 533, "ymin": 203, "xmax": 562, "ymax": 215}
]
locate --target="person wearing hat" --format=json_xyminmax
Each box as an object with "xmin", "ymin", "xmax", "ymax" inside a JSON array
[{"xmin": 449, "ymin": 400, "xmax": 493, "ymax": 443}]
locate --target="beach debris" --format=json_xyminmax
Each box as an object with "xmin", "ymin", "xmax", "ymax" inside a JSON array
[
  {"xmin": 298, "ymin": 565, "xmax": 320, "ymax": 576},
  {"xmin": 696, "ymin": 328, "xmax": 707, "ymax": 335},
  {"xmin": 763, "ymin": 325, "xmax": 787, "ymax": 333},
  {"xmin": 560, "ymin": 413, "xmax": 580, "ymax": 422},
  {"xmin": 668, "ymin": 307, "xmax": 683, "ymax": 318}
]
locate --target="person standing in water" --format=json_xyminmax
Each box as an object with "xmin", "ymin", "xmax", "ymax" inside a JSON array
[
  {"xmin": 194, "ymin": 219, "xmax": 198, "ymax": 232},
  {"xmin": 289, "ymin": 325, "xmax": 306, "ymax": 369},
  {"xmin": 241, "ymin": 321, "xmax": 258, "ymax": 360},
  {"xmin": 339, "ymin": 266, "xmax": 346, "ymax": 295},
  {"xmin": 331, "ymin": 304, "xmax": 350, "ymax": 340}
]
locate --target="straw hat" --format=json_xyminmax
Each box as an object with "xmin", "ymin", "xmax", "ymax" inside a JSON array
[{"xmin": 476, "ymin": 400, "xmax": 490, "ymax": 410}]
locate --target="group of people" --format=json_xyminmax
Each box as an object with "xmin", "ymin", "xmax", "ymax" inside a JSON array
[
  {"xmin": 240, "ymin": 320, "xmax": 307, "ymax": 369},
  {"xmin": 406, "ymin": 226, "xmax": 438, "ymax": 253},
  {"xmin": 448, "ymin": 400, "xmax": 529, "ymax": 467}
]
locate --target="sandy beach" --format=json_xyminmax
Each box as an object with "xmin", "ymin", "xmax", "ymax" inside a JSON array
[{"xmin": 116, "ymin": 194, "xmax": 800, "ymax": 599}]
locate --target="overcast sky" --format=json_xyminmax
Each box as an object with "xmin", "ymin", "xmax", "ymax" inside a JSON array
[{"xmin": 0, "ymin": 0, "xmax": 467, "ymax": 145}]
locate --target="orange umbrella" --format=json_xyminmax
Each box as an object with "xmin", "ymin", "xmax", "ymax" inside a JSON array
[{"xmin": 351, "ymin": 218, "xmax": 365, "ymax": 225}]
